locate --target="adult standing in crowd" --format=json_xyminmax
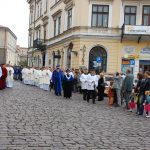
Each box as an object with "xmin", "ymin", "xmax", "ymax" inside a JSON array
[
  {"xmin": 6, "ymin": 64, "xmax": 14, "ymax": 88},
  {"xmin": 52, "ymin": 65, "xmax": 63, "ymax": 96},
  {"xmin": 43, "ymin": 67, "xmax": 52, "ymax": 91},
  {"xmin": 0, "ymin": 64, "xmax": 8, "ymax": 90},
  {"xmin": 97, "ymin": 73, "xmax": 105, "ymax": 101},
  {"xmin": 80, "ymin": 69, "xmax": 88, "ymax": 101},
  {"xmin": 134, "ymin": 73, "xmax": 144, "ymax": 115},
  {"xmin": 63, "ymin": 69, "xmax": 74, "ymax": 99},
  {"xmin": 122, "ymin": 69, "xmax": 134, "ymax": 109},
  {"xmin": 87, "ymin": 69, "xmax": 98, "ymax": 104},
  {"xmin": 113, "ymin": 72, "xmax": 123, "ymax": 106}
]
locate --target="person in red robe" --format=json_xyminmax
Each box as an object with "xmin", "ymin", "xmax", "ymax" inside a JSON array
[{"xmin": 0, "ymin": 64, "xmax": 8, "ymax": 90}]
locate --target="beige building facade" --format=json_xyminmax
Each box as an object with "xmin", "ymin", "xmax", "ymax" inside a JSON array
[
  {"xmin": 27, "ymin": 0, "xmax": 150, "ymax": 75},
  {"xmin": 0, "ymin": 25, "xmax": 17, "ymax": 66}
]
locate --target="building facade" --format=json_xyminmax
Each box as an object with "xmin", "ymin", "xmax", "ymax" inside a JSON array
[
  {"xmin": 0, "ymin": 25, "xmax": 17, "ymax": 66},
  {"xmin": 16, "ymin": 45, "xmax": 28, "ymax": 66},
  {"xmin": 27, "ymin": 0, "xmax": 150, "ymax": 75}
]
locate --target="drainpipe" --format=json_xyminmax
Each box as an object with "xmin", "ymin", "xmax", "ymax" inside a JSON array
[{"xmin": 4, "ymin": 28, "xmax": 7, "ymax": 64}]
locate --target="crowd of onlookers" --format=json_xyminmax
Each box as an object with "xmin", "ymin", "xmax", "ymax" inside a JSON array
[{"xmin": 0, "ymin": 64, "xmax": 150, "ymax": 118}]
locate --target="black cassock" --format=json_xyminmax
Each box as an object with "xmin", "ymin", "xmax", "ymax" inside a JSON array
[{"xmin": 63, "ymin": 74, "xmax": 74, "ymax": 98}]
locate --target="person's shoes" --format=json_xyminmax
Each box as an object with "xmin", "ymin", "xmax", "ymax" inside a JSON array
[
  {"xmin": 93, "ymin": 102, "xmax": 96, "ymax": 104},
  {"xmin": 128, "ymin": 109, "xmax": 132, "ymax": 112},
  {"xmin": 146, "ymin": 115, "xmax": 150, "ymax": 118},
  {"xmin": 87, "ymin": 100, "xmax": 89, "ymax": 103}
]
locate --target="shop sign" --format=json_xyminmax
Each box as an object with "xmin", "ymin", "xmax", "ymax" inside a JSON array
[
  {"xmin": 124, "ymin": 25, "xmax": 150, "ymax": 35},
  {"xmin": 122, "ymin": 59, "xmax": 130, "ymax": 65},
  {"xmin": 124, "ymin": 54, "xmax": 139, "ymax": 59},
  {"xmin": 123, "ymin": 46, "xmax": 136, "ymax": 55},
  {"xmin": 140, "ymin": 47, "xmax": 150, "ymax": 54}
]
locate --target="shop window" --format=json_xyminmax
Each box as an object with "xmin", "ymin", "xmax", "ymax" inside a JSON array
[{"xmin": 124, "ymin": 6, "xmax": 136, "ymax": 25}]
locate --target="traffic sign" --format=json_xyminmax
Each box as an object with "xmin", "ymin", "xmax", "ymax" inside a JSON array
[
  {"xmin": 130, "ymin": 60, "xmax": 135, "ymax": 65},
  {"xmin": 96, "ymin": 57, "xmax": 102, "ymax": 63}
]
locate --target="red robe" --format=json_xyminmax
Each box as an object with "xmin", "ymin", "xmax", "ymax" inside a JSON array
[{"xmin": 0, "ymin": 67, "xmax": 8, "ymax": 90}]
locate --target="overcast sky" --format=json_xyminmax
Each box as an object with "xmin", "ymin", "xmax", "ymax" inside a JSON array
[{"xmin": 0, "ymin": 0, "xmax": 29, "ymax": 47}]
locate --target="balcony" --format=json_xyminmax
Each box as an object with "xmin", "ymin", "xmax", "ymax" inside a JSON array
[{"xmin": 33, "ymin": 39, "xmax": 47, "ymax": 51}]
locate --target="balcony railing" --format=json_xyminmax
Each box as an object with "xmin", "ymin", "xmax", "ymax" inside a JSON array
[{"xmin": 33, "ymin": 39, "xmax": 47, "ymax": 51}]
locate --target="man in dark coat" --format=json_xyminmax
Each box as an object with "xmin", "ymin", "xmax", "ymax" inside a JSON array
[
  {"xmin": 63, "ymin": 69, "xmax": 74, "ymax": 98},
  {"xmin": 122, "ymin": 69, "xmax": 134, "ymax": 109},
  {"xmin": 0, "ymin": 64, "xmax": 8, "ymax": 90}
]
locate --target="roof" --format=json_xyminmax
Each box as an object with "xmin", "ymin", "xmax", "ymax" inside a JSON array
[{"xmin": 0, "ymin": 25, "xmax": 17, "ymax": 40}]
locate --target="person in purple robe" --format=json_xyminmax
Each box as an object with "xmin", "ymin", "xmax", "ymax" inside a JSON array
[{"xmin": 52, "ymin": 65, "xmax": 64, "ymax": 96}]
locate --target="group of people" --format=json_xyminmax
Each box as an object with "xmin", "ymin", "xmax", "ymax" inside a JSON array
[
  {"xmin": 107, "ymin": 70, "xmax": 150, "ymax": 118},
  {"xmin": 0, "ymin": 64, "xmax": 150, "ymax": 118},
  {"xmin": 0, "ymin": 64, "xmax": 14, "ymax": 90}
]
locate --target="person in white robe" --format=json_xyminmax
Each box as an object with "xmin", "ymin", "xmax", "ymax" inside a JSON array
[
  {"xmin": 87, "ymin": 69, "xmax": 98, "ymax": 104},
  {"xmin": 80, "ymin": 69, "xmax": 88, "ymax": 100},
  {"xmin": 24, "ymin": 68, "xmax": 30, "ymax": 85},
  {"xmin": 6, "ymin": 65, "xmax": 14, "ymax": 88},
  {"xmin": 38, "ymin": 68, "xmax": 44, "ymax": 89},
  {"xmin": 43, "ymin": 67, "xmax": 52, "ymax": 91},
  {"xmin": 34, "ymin": 68, "xmax": 39, "ymax": 87}
]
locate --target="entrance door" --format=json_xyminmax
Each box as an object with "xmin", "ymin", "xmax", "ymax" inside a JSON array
[{"xmin": 89, "ymin": 46, "xmax": 107, "ymax": 73}]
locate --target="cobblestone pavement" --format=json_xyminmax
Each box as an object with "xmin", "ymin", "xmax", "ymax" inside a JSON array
[{"xmin": 0, "ymin": 81, "xmax": 149, "ymax": 150}]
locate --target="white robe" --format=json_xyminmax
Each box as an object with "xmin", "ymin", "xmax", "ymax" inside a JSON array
[
  {"xmin": 6, "ymin": 67, "xmax": 14, "ymax": 88},
  {"xmin": 43, "ymin": 70, "xmax": 52, "ymax": 91},
  {"xmin": 38, "ymin": 70, "xmax": 44, "ymax": 89},
  {"xmin": 87, "ymin": 74, "xmax": 98, "ymax": 90},
  {"xmin": 80, "ymin": 73, "xmax": 88, "ymax": 90}
]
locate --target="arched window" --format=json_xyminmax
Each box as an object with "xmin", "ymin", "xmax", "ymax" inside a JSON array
[{"xmin": 89, "ymin": 46, "xmax": 107, "ymax": 73}]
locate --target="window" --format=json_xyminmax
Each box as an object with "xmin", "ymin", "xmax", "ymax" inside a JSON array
[
  {"xmin": 44, "ymin": 25, "xmax": 47, "ymax": 42},
  {"xmin": 58, "ymin": 16, "xmax": 61, "ymax": 34},
  {"xmin": 45, "ymin": 0, "xmax": 48, "ymax": 12},
  {"xmin": 36, "ymin": 29, "xmax": 41, "ymax": 39},
  {"xmin": 54, "ymin": 19, "xmax": 57, "ymax": 36},
  {"xmin": 29, "ymin": 33, "xmax": 32, "ymax": 47},
  {"xmin": 91, "ymin": 5, "xmax": 109, "ymax": 27},
  {"xmin": 53, "ymin": 16, "xmax": 61, "ymax": 36},
  {"xmin": 40, "ymin": 2, "xmax": 42, "ymax": 16},
  {"xmin": 142, "ymin": 6, "xmax": 150, "ymax": 26},
  {"xmin": 67, "ymin": 9, "xmax": 72, "ymax": 29},
  {"xmin": 124, "ymin": 6, "xmax": 136, "ymax": 25}
]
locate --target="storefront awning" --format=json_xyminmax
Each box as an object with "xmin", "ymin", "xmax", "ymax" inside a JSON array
[{"xmin": 121, "ymin": 25, "xmax": 150, "ymax": 43}]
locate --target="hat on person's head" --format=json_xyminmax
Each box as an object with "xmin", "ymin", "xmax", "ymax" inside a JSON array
[{"xmin": 56, "ymin": 65, "xmax": 60, "ymax": 69}]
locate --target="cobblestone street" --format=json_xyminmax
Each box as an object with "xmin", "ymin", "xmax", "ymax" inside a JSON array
[{"xmin": 0, "ymin": 81, "xmax": 149, "ymax": 150}]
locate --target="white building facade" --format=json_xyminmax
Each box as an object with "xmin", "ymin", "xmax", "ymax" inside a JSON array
[{"xmin": 0, "ymin": 26, "xmax": 17, "ymax": 66}]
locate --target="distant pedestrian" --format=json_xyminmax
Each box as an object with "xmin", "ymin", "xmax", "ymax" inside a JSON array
[
  {"xmin": 80, "ymin": 69, "xmax": 88, "ymax": 101},
  {"xmin": 122, "ymin": 69, "xmax": 134, "ymax": 109},
  {"xmin": 52, "ymin": 65, "xmax": 63, "ymax": 96},
  {"xmin": 87, "ymin": 69, "xmax": 98, "ymax": 104},
  {"xmin": 97, "ymin": 73, "xmax": 105, "ymax": 101},
  {"xmin": 63, "ymin": 69, "xmax": 74, "ymax": 99},
  {"xmin": 108, "ymin": 81, "xmax": 114, "ymax": 105}
]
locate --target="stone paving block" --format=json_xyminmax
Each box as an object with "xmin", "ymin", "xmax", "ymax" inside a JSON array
[{"xmin": 0, "ymin": 81, "xmax": 149, "ymax": 149}]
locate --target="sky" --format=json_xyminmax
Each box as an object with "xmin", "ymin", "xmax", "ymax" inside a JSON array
[{"xmin": 0, "ymin": 0, "xmax": 29, "ymax": 47}]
